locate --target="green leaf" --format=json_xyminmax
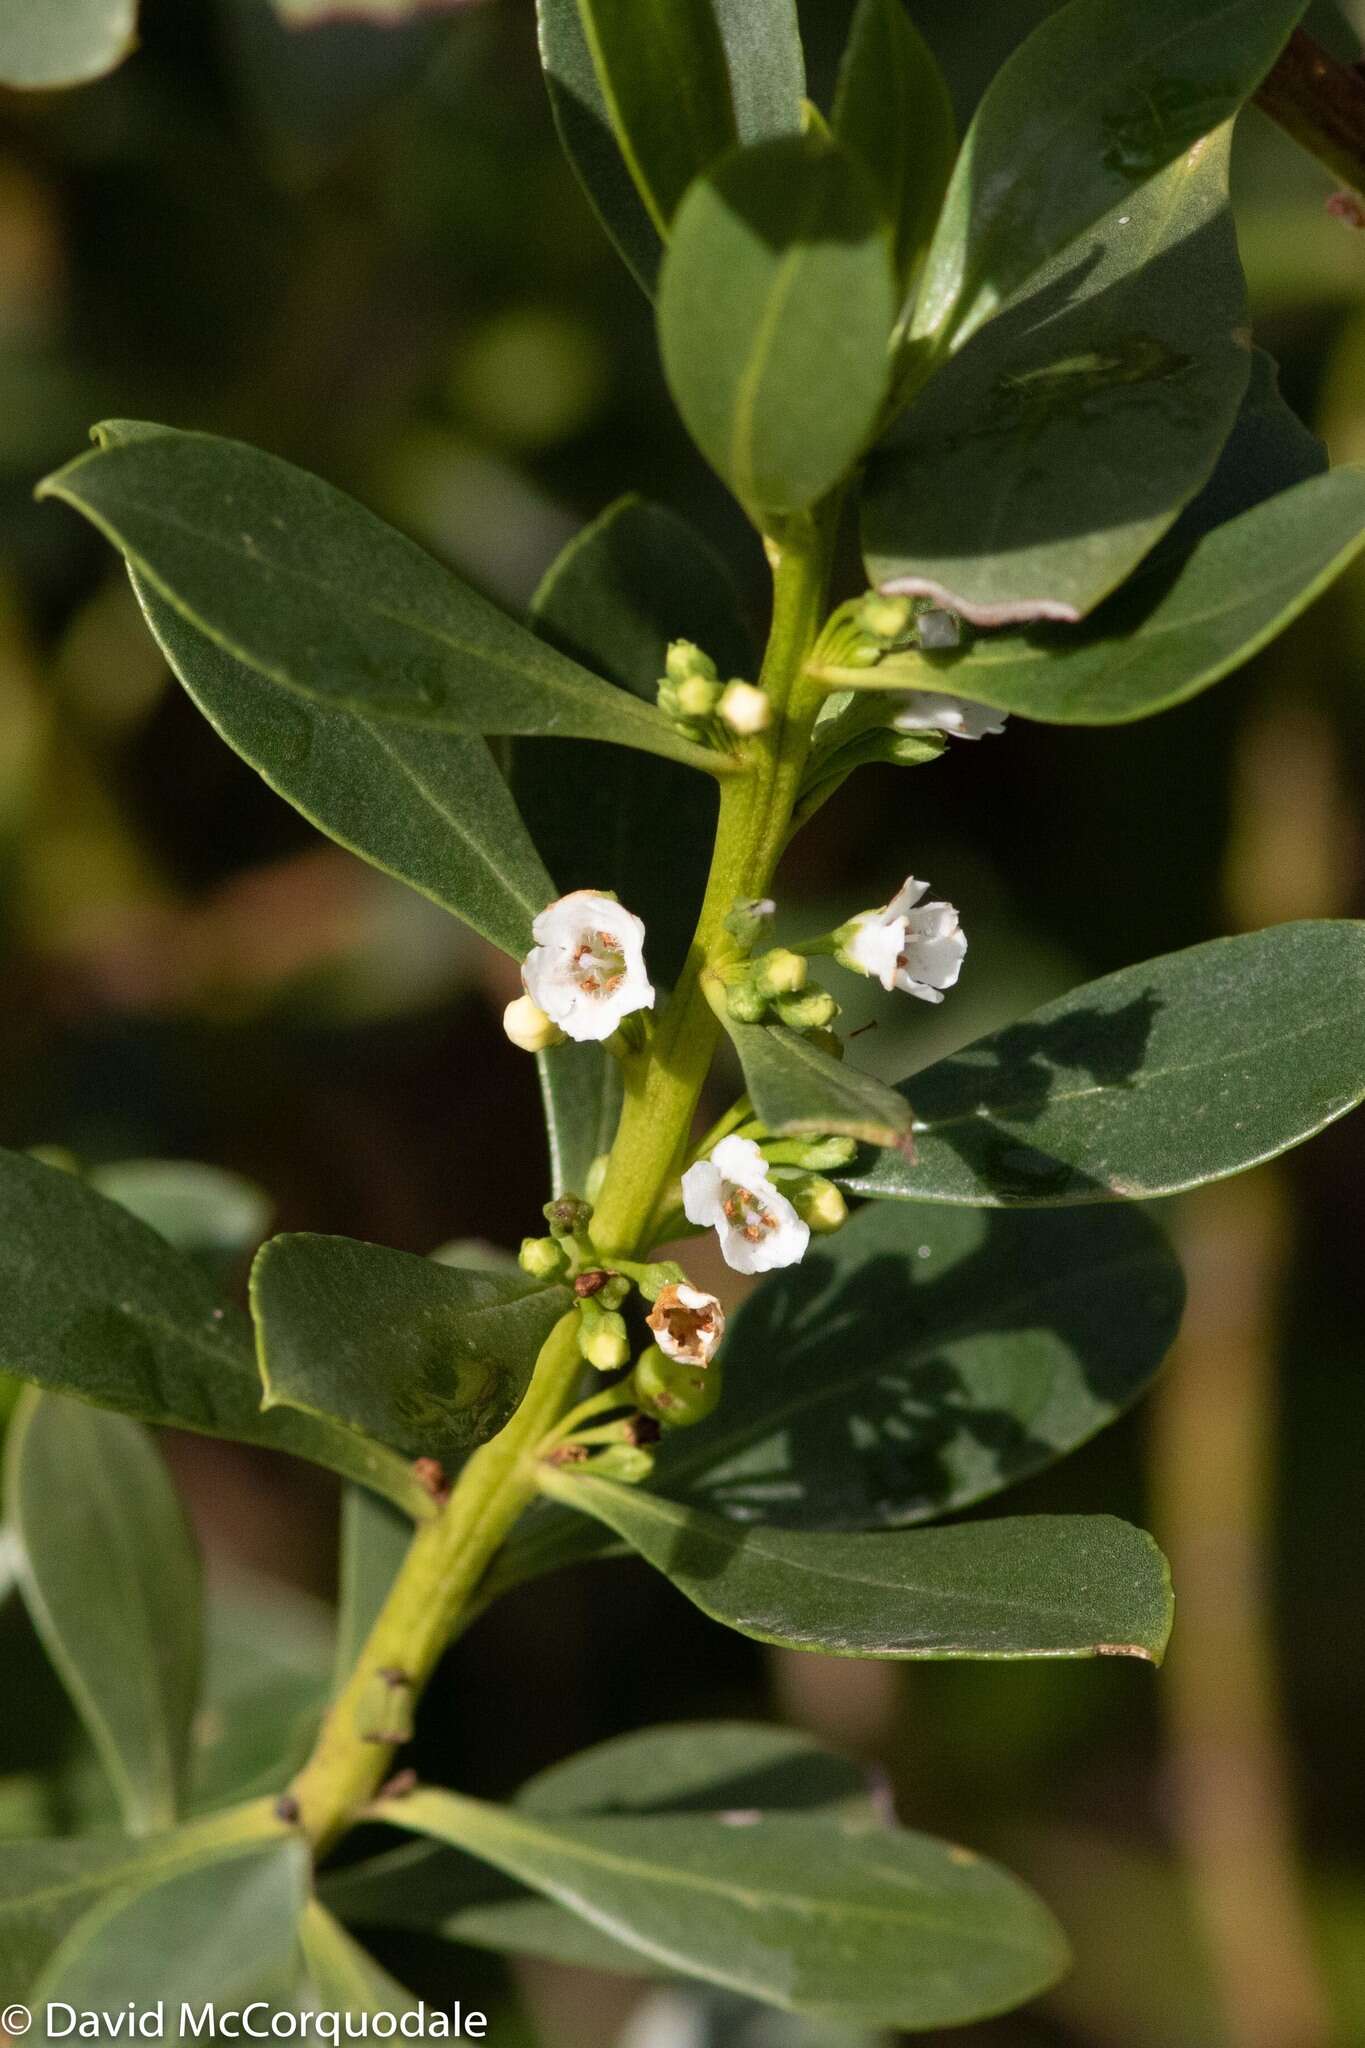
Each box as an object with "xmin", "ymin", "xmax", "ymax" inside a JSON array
[
  {"xmin": 335, "ymin": 1486, "xmax": 412, "ymax": 1690},
  {"xmin": 89, "ymin": 1157, "xmax": 272, "ymax": 1283},
  {"xmin": 325, "ymin": 1722, "xmax": 873, "ymax": 1977},
  {"xmin": 272, "ymin": 0, "xmax": 470, "ymax": 18},
  {"xmin": 538, "ymin": 1041, "xmax": 624, "ymax": 1198},
  {"xmin": 0, "ymin": 1148, "xmax": 427, "ymax": 1518},
  {"xmin": 518, "ymin": 494, "xmax": 749, "ymax": 985},
  {"xmin": 0, "ymin": 1806, "xmax": 283, "ymax": 1994},
  {"xmin": 5, "ymin": 1392, "xmax": 201, "ymax": 1836},
  {"xmin": 384, "ymin": 1787, "xmax": 1070, "ymax": 2028},
  {"xmin": 842, "ymin": 923, "xmax": 1365, "ymax": 1206},
  {"xmin": 648, "ymin": 1199, "xmax": 1182, "ymax": 1530},
  {"xmin": 537, "ymin": 0, "xmax": 804, "ymax": 294},
  {"xmin": 37, "ymin": 426, "xmax": 731, "ymax": 778},
  {"xmin": 0, "ymin": 0, "xmax": 137, "ymax": 90},
  {"xmin": 833, "ymin": 0, "xmax": 955, "ymax": 292},
  {"xmin": 251, "ymin": 1235, "xmax": 572, "ymax": 1466},
  {"xmin": 865, "ymin": 130, "xmax": 1250, "ymax": 626},
  {"xmin": 299, "ymin": 1901, "xmax": 419, "ymax": 2016},
  {"xmin": 659, "ymin": 136, "xmax": 896, "ymax": 521},
  {"xmin": 30, "ymin": 1839, "xmax": 309, "ymax": 2024},
  {"xmin": 189, "ymin": 1581, "xmax": 334, "ymax": 1815},
  {"xmin": 849, "ymin": 464, "xmax": 1365, "ymax": 727},
  {"xmin": 129, "ymin": 566, "xmax": 554, "ymax": 961},
  {"xmin": 575, "ymin": 0, "xmax": 737, "ymax": 237},
  {"xmin": 725, "ymin": 1019, "xmax": 913, "ymax": 1148},
  {"xmin": 544, "ymin": 1471, "xmax": 1174, "ymax": 1661},
  {"xmin": 912, "ymin": 0, "xmax": 1309, "ymax": 351}
]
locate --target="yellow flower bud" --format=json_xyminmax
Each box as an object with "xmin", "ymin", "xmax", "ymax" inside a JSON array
[{"xmin": 503, "ymin": 994, "xmax": 565, "ymax": 1053}]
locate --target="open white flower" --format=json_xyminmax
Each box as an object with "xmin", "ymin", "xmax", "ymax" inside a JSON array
[
  {"xmin": 646, "ymin": 1282, "xmax": 725, "ymax": 1366},
  {"xmin": 521, "ymin": 890, "xmax": 654, "ymax": 1043},
  {"xmin": 681, "ymin": 1135, "xmax": 810, "ymax": 1276},
  {"xmin": 892, "ymin": 691, "xmax": 1006, "ymax": 741},
  {"xmin": 839, "ymin": 877, "xmax": 966, "ymax": 1003}
]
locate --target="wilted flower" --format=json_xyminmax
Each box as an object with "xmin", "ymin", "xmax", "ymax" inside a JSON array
[
  {"xmin": 522, "ymin": 891, "xmax": 654, "ymax": 1043},
  {"xmin": 838, "ymin": 877, "xmax": 966, "ymax": 1003},
  {"xmin": 892, "ymin": 692, "xmax": 1006, "ymax": 740},
  {"xmin": 681, "ymin": 1135, "xmax": 810, "ymax": 1275},
  {"xmin": 646, "ymin": 1282, "xmax": 725, "ymax": 1366}
]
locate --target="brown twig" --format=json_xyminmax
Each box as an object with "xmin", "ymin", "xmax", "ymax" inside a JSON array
[{"xmin": 1255, "ymin": 29, "xmax": 1365, "ymax": 201}]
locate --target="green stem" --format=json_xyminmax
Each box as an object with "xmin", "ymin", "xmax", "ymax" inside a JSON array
[{"xmin": 286, "ymin": 501, "xmax": 840, "ymax": 1852}]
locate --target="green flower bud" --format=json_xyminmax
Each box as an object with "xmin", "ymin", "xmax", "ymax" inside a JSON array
[
  {"xmin": 519, "ymin": 1235, "xmax": 570, "ymax": 1281},
  {"xmin": 544, "ymin": 1194, "xmax": 593, "ymax": 1239},
  {"xmin": 579, "ymin": 1307, "xmax": 631, "ymax": 1373},
  {"xmin": 774, "ymin": 987, "xmax": 840, "ymax": 1030},
  {"xmin": 596, "ymin": 1273, "xmax": 631, "ymax": 1312},
  {"xmin": 676, "ymin": 674, "xmax": 723, "ymax": 719},
  {"xmin": 753, "ymin": 948, "xmax": 808, "ymax": 999},
  {"xmin": 590, "ymin": 1443, "xmax": 656, "ymax": 1484},
  {"xmin": 857, "ymin": 593, "xmax": 914, "ymax": 641},
  {"xmin": 666, "ymin": 639, "xmax": 718, "ymax": 685},
  {"xmin": 723, "ymin": 898, "xmax": 776, "ymax": 950},
  {"xmin": 725, "ymin": 976, "xmax": 770, "ymax": 1024},
  {"xmin": 634, "ymin": 1346, "xmax": 723, "ymax": 1428},
  {"xmin": 788, "ymin": 1175, "xmax": 849, "ymax": 1233},
  {"xmin": 635, "ymin": 1260, "xmax": 686, "ymax": 1302}
]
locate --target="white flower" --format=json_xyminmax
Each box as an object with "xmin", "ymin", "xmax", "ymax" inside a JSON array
[
  {"xmin": 840, "ymin": 877, "xmax": 966, "ymax": 1003},
  {"xmin": 681, "ymin": 1135, "xmax": 810, "ymax": 1276},
  {"xmin": 521, "ymin": 890, "xmax": 655, "ymax": 1043},
  {"xmin": 892, "ymin": 691, "xmax": 1006, "ymax": 740},
  {"xmin": 646, "ymin": 1282, "xmax": 725, "ymax": 1365},
  {"xmin": 718, "ymin": 681, "xmax": 772, "ymax": 735}
]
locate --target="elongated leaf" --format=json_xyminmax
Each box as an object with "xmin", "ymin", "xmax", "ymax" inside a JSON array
[
  {"xmin": 848, "ymin": 465, "xmax": 1365, "ymax": 726},
  {"xmin": 190, "ymin": 1581, "xmax": 333, "ymax": 1816},
  {"xmin": 659, "ymin": 137, "xmax": 896, "ymax": 521},
  {"xmin": 130, "ymin": 566, "xmax": 553, "ymax": 960},
  {"xmin": 325, "ymin": 1722, "xmax": 873, "ymax": 1977},
  {"xmin": 726, "ymin": 1019, "xmax": 912, "ymax": 1148},
  {"xmin": 274, "ymin": 0, "xmax": 484, "ymax": 18},
  {"xmin": 833, "ymin": 0, "xmax": 955, "ymax": 291},
  {"xmin": 575, "ymin": 0, "xmax": 737, "ymax": 236},
  {"xmin": 0, "ymin": 1804, "xmax": 282, "ymax": 1994},
  {"xmin": 866, "ymin": 131, "xmax": 1250, "ymax": 625},
  {"xmin": 538, "ymin": 1040, "xmax": 623, "ymax": 1197},
  {"xmin": 519, "ymin": 495, "xmax": 747, "ymax": 985},
  {"xmin": 913, "ymin": 0, "xmax": 1308, "ymax": 350},
  {"xmin": 30, "ymin": 1839, "xmax": 309, "ymax": 2024},
  {"xmin": 545, "ymin": 1472, "xmax": 1173, "ymax": 1660},
  {"xmin": 537, "ymin": 0, "xmax": 804, "ymax": 294},
  {"xmin": 6, "ymin": 1393, "xmax": 201, "ymax": 1836},
  {"xmin": 386, "ymin": 1788, "xmax": 1069, "ymax": 2027},
  {"xmin": 843, "ymin": 922, "xmax": 1365, "ymax": 1206},
  {"xmin": 251, "ymin": 1235, "xmax": 571, "ymax": 1465},
  {"xmin": 649, "ymin": 1199, "xmax": 1182, "ymax": 1530},
  {"xmin": 37, "ymin": 426, "xmax": 730, "ymax": 777},
  {"xmin": 300, "ymin": 1901, "xmax": 419, "ymax": 2016},
  {"xmin": 89, "ymin": 1157, "xmax": 272, "ymax": 1284},
  {"xmin": 0, "ymin": 1149, "xmax": 427, "ymax": 1518},
  {"xmin": 335, "ymin": 1487, "xmax": 411, "ymax": 1691},
  {"xmin": 0, "ymin": 0, "xmax": 137, "ymax": 89}
]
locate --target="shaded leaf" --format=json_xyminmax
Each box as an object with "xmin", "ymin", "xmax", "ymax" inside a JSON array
[
  {"xmin": 913, "ymin": 0, "xmax": 1309, "ymax": 350},
  {"xmin": 0, "ymin": 0, "xmax": 137, "ymax": 90},
  {"xmin": 866, "ymin": 131, "xmax": 1250, "ymax": 625},
  {"xmin": 833, "ymin": 0, "xmax": 955, "ymax": 291},
  {"xmin": 273, "ymin": 0, "xmax": 483, "ymax": 19},
  {"xmin": 37, "ymin": 426, "xmax": 730, "ymax": 776},
  {"xmin": 384, "ymin": 1787, "xmax": 1069, "ymax": 2028},
  {"xmin": 89, "ymin": 1156, "xmax": 272, "ymax": 1285},
  {"xmin": 299, "ymin": 1901, "xmax": 419, "ymax": 2016},
  {"xmin": 0, "ymin": 1149, "xmax": 427, "ymax": 1517},
  {"xmin": 544, "ymin": 1471, "xmax": 1173, "ymax": 1661},
  {"xmin": 6, "ymin": 1392, "xmax": 201, "ymax": 1835},
  {"xmin": 575, "ymin": 0, "xmax": 737, "ymax": 236},
  {"xmin": 538, "ymin": 1041, "xmax": 624, "ymax": 1198},
  {"xmin": 335, "ymin": 1486, "xmax": 412, "ymax": 1691},
  {"xmin": 725, "ymin": 1019, "xmax": 912, "ymax": 1149},
  {"xmin": 659, "ymin": 137, "xmax": 895, "ymax": 520},
  {"xmin": 251, "ymin": 1234, "xmax": 571, "ymax": 1465},
  {"xmin": 190, "ymin": 1579, "xmax": 333, "ymax": 1816},
  {"xmin": 843, "ymin": 923, "xmax": 1365, "ymax": 1205},
  {"xmin": 130, "ymin": 566, "xmax": 553, "ymax": 960},
  {"xmin": 30, "ymin": 1839, "xmax": 309, "ymax": 2028}
]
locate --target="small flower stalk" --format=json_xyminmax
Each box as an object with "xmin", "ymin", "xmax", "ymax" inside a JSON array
[
  {"xmin": 836, "ymin": 877, "xmax": 967, "ymax": 1003},
  {"xmin": 681, "ymin": 1135, "xmax": 810, "ymax": 1275},
  {"xmin": 521, "ymin": 891, "xmax": 654, "ymax": 1044}
]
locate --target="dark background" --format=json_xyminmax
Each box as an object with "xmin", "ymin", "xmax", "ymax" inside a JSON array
[{"xmin": 1, "ymin": 2, "xmax": 1363, "ymax": 2041}]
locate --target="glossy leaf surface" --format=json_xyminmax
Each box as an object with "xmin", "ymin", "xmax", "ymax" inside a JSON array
[
  {"xmin": 833, "ymin": 0, "xmax": 955, "ymax": 290},
  {"xmin": 538, "ymin": 1040, "xmax": 624, "ymax": 1199},
  {"xmin": 575, "ymin": 0, "xmax": 737, "ymax": 235},
  {"xmin": 6, "ymin": 1393, "xmax": 201, "ymax": 1835},
  {"xmin": 726, "ymin": 1019, "xmax": 913, "ymax": 1148},
  {"xmin": 843, "ymin": 924, "xmax": 1365, "ymax": 1205}
]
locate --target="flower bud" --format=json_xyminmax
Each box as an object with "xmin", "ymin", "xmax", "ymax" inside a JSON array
[
  {"xmin": 675, "ymin": 674, "xmax": 723, "ymax": 720},
  {"xmin": 857, "ymin": 593, "xmax": 913, "ymax": 641},
  {"xmin": 503, "ymin": 994, "xmax": 566, "ymax": 1054},
  {"xmin": 590, "ymin": 1442, "xmax": 656, "ymax": 1484},
  {"xmin": 753, "ymin": 948, "xmax": 808, "ymax": 999},
  {"xmin": 775, "ymin": 987, "xmax": 840, "ymax": 1030},
  {"xmin": 666, "ymin": 639, "xmax": 718, "ymax": 685},
  {"xmin": 725, "ymin": 977, "xmax": 770, "ymax": 1024},
  {"xmin": 723, "ymin": 898, "xmax": 776, "ymax": 950},
  {"xmin": 634, "ymin": 1346, "xmax": 723, "ymax": 1427},
  {"xmin": 519, "ymin": 1235, "xmax": 570, "ymax": 1281},
  {"xmin": 579, "ymin": 1307, "xmax": 631, "ymax": 1372},
  {"xmin": 719, "ymin": 681, "xmax": 772, "ymax": 736},
  {"xmin": 544, "ymin": 1194, "xmax": 593, "ymax": 1239},
  {"xmin": 596, "ymin": 1273, "xmax": 630, "ymax": 1311},
  {"xmin": 788, "ymin": 1175, "xmax": 849, "ymax": 1233}
]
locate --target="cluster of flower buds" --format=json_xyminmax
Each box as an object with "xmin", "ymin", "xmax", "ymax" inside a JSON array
[
  {"xmin": 657, "ymin": 640, "xmax": 772, "ymax": 746},
  {"xmin": 812, "ymin": 593, "xmax": 1004, "ymax": 742},
  {"xmin": 720, "ymin": 944, "xmax": 841, "ymax": 1032}
]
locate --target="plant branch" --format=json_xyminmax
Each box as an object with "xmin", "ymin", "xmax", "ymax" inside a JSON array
[{"xmin": 1256, "ymin": 29, "xmax": 1365, "ymax": 200}]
